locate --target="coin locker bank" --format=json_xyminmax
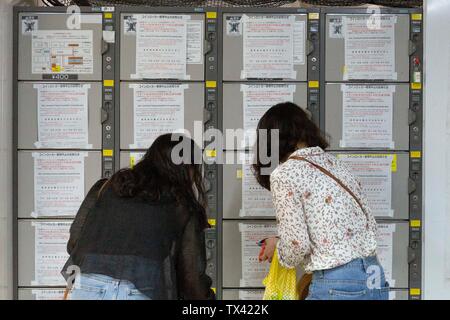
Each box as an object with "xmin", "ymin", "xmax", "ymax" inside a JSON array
[{"xmin": 12, "ymin": 6, "xmax": 423, "ymax": 300}]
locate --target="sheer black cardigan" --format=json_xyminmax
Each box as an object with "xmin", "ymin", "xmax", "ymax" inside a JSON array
[{"xmin": 61, "ymin": 179, "xmax": 215, "ymax": 300}]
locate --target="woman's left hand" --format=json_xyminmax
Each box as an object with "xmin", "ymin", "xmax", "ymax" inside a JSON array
[{"xmin": 259, "ymin": 237, "xmax": 279, "ymax": 263}]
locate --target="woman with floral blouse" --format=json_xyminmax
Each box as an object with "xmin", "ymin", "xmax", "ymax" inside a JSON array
[{"xmin": 253, "ymin": 102, "xmax": 389, "ymax": 300}]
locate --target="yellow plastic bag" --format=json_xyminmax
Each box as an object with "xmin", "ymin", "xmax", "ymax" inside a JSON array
[{"xmin": 262, "ymin": 249, "xmax": 299, "ymax": 300}]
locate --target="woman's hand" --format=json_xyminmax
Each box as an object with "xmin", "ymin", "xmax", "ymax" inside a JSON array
[{"xmin": 259, "ymin": 237, "xmax": 279, "ymax": 263}]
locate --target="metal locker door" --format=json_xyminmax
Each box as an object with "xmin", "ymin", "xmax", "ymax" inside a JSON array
[
  {"xmin": 222, "ymin": 13, "xmax": 308, "ymax": 81},
  {"xmin": 18, "ymin": 219, "xmax": 72, "ymax": 287},
  {"xmin": 222, "ymin": 151, "xmax": 275, "ymax": 219},
  {"xmin": 222, "ymin": 83, "xmax": 308, "ymax": 150},
  {"xmin": 119, "ymin": 13, "xmax": 205, "ymax": 81},
  {"xmin": 325, "ymin": 83, "xmax": 410, "ymax": 150},
  {"xmin": 119, "ymin": 82, "xmax": 205, "ymax": 150},
  {"xmin": 18, "ymin": 12, "xmax": 103, "ymax": 81},
  {"xmin": 222, "ymin": 220, "xmax": 276, "ymax": 289},
  {"xmin": 378, "ymin": 221, "xmax": 409, "ymax": 289},
  {"xmin": 324, "ymin": 13, "xmax": 410, "ymax": 82},
  {"xmin": 331, "ymin": 152, "xmax": 409, "ymax": 220},
  {"xmin": 18, "ymin": 289, "xmax": 66, "ymax": 300},
  {"xmin": 17, "ymin": 151, "xmax": 102, "ymax": 219},
  {"xmin": 17, "ymin": 82, "xmax": 103, "ymax": 150}
]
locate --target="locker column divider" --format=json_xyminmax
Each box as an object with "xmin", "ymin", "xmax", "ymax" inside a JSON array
[
  {"xmin": 319, "ymin": 9, "xmax": 326, "ymax": 132},
  {"xmin": 307, "ymin": 9, "xmax": 321, "ymax": 126},
  {"xmin": 204, "ymin": 8, "xmax": 220, "ymax": 299},
  {"xmin": 408, "ymin": 9, "xmax": 423, "ymax": 300},
  {"xmin": 12, "ymin": 6, "xmax": 19, "ymax": 301},
  {"xmin": 114, "ymin": 7, "xmax": 121, "ymax": 173},
  {"xmin": 99, "ymin": 7, "xmax": 116, "ymax": 178}
]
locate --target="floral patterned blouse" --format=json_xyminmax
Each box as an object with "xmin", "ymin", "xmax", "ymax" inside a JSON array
[{"xmin": 270, "ymin": 146, "xmax": 378, "ymax": 272}]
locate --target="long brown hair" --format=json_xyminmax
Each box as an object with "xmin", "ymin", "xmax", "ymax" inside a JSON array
[
  {"xmin": 253, "ymin": 102, "xmax": 329, "ymax": 190},
  {"xmin": 106, "ymin": 133, "xmax": 208, "ymax": 229}
]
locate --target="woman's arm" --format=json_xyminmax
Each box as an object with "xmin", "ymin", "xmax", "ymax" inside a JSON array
[
  {"xmin": 270, "ymin": 174, "xmax": 311, "ymax": 269},
  {"xmin": 66, "ymin": 178, "xmax": 107, "ymax": 254},
  {"xmin": 176, "ymin": 213, "xmax": 215, "ymax": 300}
]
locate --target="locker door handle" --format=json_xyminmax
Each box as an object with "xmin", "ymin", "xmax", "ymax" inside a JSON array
[
  {"xmin": 204, "ymin": 39, "xmax": 213, "ymax": 55},
  {"xmin": 101, "ymin": 109, "xmax": 108, "ymax": 124},
  {"xmin": 408, "ymin": 246, "xmax": 417, "ymax": 264},
  {"xmin": 102, "ymin": 40, "xmax": 109, "ymax": 55},
  {"xmin": 408, "ymin": 110, "xmax": 417, "ymax": 125},
  {"xmin": 306, "ymin": 40, "xmax": 314, "ymax": 56},
  {"xmin": 204, "ymin": 179, "xmax": 212, "ymax": 192},
  {"xmin": 408, "ymin": 178, "xmax": 417, "ymax": 194},
  {"xmin": 204, "ymin": 110, "xmax": 212, "ymax": 124},
  {"xmin": 409, "ymin": 40, "xmax": 417, "ymax": 56}
]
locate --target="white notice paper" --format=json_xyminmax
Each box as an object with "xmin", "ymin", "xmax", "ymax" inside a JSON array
[
  {"xmin": 343, "ymin": 15, "xmax": 397, "ymax": 80},
  {"xmin": 377, "ymin": 223, "xmax": 396, "ymax": 287},
  {"xmin": 32, "ymin": 221, "xmax": 71, "ymax": 286},
  {"xmin": 241, "ymin": 154, "xmax": 274, "ymax": 217},
  {"xmin": 293, "ymin": 20, "xmax": 306, "ymax": 65},
  {"xmin": 32, "ymin": 152, "xmax": 86, "ymax": 218},
  {"xmin": 242, "ymin": 15, "xmax": 296, "ymax": 79},
  {"xmin": 338, "ymin": 154, "xmax": 393, "ymax": 217},
  {"xmin": 239, "ymin": 290, "xmax": 264, "ymax": 300},
  {"xmin": 34, "ymin": 83, "xmax": 91, "ymax": 149},
  {"xmin": 242, "ymin": 84, "xmax": 295, "ymax": 148},
  {"xmin": 133, "ymin": 14, "xmax": 188, "ymax": 80},
  {"xmin": 239, "ymin": 223, "xmax": 277, "ymax": 287},
  {"xmin": 340, "ymin": 84, "xmax": 395, "ymax": 149},
  {"xmin": 130, "ymin": 83, "xmax": 186, "ymax": 149},
  {"xmin": 187, "ymin": 20, "xmax": 203, "ymax": 65},
  {"xmin": 31, "ymin": 30, "xmax": 93, "ymax": 74},
  {"xmin": 32, "ymin": 289, "xmax": 66, "ymax": 300}
]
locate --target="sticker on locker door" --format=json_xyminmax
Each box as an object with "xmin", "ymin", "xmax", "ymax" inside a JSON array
[
  {"xmin": 31, "ymin": 221, "xmax": 71, "ymax": 286},
  {"xmin": 129, "ymin": 83, "xmax": 187, "ymax": 149},
  {"xmin": 239, "ymin": 223, "xmax": 277, "ymax": 287},
  {"xmin": 377, "ymin": 223, "xmax": 396, "ymax": 287},
  {"xmin": 340, "ymin": 84, "xmax": 395, "ymax": 149},
  {"xmin": 31, "ymin": 30, "xmax": 94, "ymax": 74}
]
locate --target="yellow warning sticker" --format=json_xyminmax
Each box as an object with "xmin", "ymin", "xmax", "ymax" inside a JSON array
[
  {"xmin": 52, "ymin": 65, "xmax": 61, "ymax": 72},
  {"xmin": 308, "ymin": 13, "xmax": 319, "ymax": 20},
  {"xmin": 206, "ymin": 81, "xmax": 217, "ymax": 88},
  {"xmin": 411, "ymin": 13, "xmax": 422, "ymax": 21},
  {"xmin": 410, "ymin": 220, "xmax": 421, "ymax": 228},
  {"xmin": 410, "ymin": 151, "xmax": 422, "ymax": 158},
  {"xmin": 208, "ymin": 219, "xmax": 216, "ymax": 227},
  {"xmin": 104, "ymin": 13, "xmax": 113, "ymax": 19},
  {"xmin": 411, "ymin": 82, "xmax": 422, "ymax": 90},
  {"xmin": 103, "ymin": 149, "xmax": 113, "ymax": 157},
  {"xmin": 236, "ymin": 169, "xmax": 243, "ymax": 179},
  {"xmin": 205, "ymin": 149, "xmax": 217, "ymax": 158},
  {"xmin": 130, "ymin": 156, "xmax": 136, "ymax": 168},
  {"xmin": 308, "ymin": 81, "xmax": 319, "ymax": 88},
  {"xmin": 410, "ymin": 288, "xmax": 421, "ymax": 296},
  {"xmin": 207, "ymin": 12, "xmax": 217, "ymax": 19},
  {"xmin": 104, "ymin": 80, "xmax": 114, "ymax": 87}
]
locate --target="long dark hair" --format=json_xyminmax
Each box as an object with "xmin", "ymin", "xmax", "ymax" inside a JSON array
[
  {"xmin": 252, "ymin": 102, "xmax": 329, "ymax": 190},
  {"xmin": 106, "ymin": 133, "xmax": 208, "ymax": 229}
]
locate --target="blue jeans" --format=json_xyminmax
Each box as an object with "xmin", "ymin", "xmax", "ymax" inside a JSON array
[
  {"xmin": 70, "ymin": 273, "xmax": 151, "ymax": 300},
  {"xmin": 306, "ymin": 256, "xmax": 389, "ymax": 300}
]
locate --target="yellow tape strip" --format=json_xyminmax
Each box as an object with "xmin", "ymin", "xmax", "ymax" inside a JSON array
[
  {"xmin": 411, "ymin": 13, "xmax": 422, "ymax": 21},
  {"xmin": 103, "ymin": 149, "xmax": 113, "ymax": 157},
  {"xmin": 410, "ymin": 151, "xmax": 422, "ymax": 158},
  {"xmin": 104, "ymin": 80, "xmax": 114, "ymax": 87},
  {"xmin": 411, "ymin": 82, "xmax": 422, "ymax": 90},
  {"xmin": 206, "ymin": 81, "xmax": 217, "ymax": 88},
  {"xmin": 308, "ymin": 80, "xmax": 319, "ymax": 88},
  {"xmin": 410, "ymin": 288, "xmax": 421, "ymax": 296},
  {"xmin": 410, "ymin": 220, "xmax": 421, "ymax": 228},
  {"xmin": 205, "ymin": 149, "xmax": 217, "ymax": 158}
]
